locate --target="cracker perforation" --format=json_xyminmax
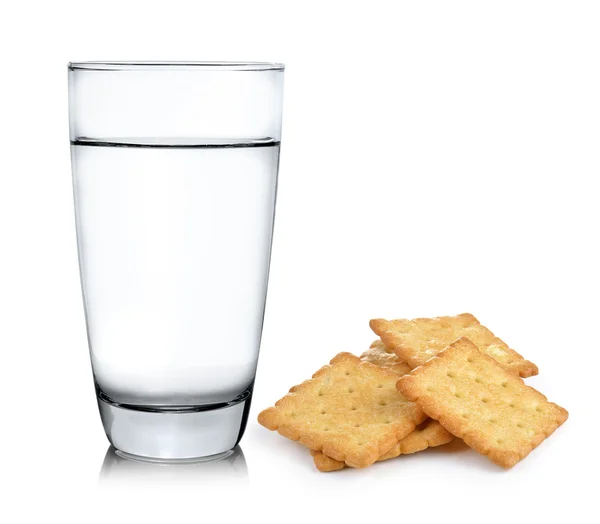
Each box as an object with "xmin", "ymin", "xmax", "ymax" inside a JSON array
[
  {"xmin": 258, "ymin": 352, "xmax": 426, "ymax": 468},
  {"xmin": 370, "ymin": 313, "xmax": 538, "ymax": 377},
  {"xmin": 310, "ymin": 419, "xmax": 454, "ymax": 472},
  {"xmin": 397, "ymin": 338, "xmax": 567, "ymax": 468}
]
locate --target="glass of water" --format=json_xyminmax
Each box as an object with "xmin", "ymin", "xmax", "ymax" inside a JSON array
[{"xmin": 68, "ymin": 62, "xmax": 284, "ymax": 460}]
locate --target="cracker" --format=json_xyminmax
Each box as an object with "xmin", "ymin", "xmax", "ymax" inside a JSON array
[
  {"xmin": 310, "ymin": 419, "xmax": 454, "ymax": 472},
  {"xmin": 397, "ymin": 337, "xmax": 568, "ymax": 468},
  {"xmin": 360, "ymin": 339, "xmax": 411, "ymax": 375},
  {"xmin": 396, "ymin": 418, "xmax": 454, "ymax": 454},
  {"xmin": 258, "ymin": 352, "xmax": 426, "ymax": 468},
  {"xmin": 371, "ymin": 313, "xmax": 538, "ymax": 377}
]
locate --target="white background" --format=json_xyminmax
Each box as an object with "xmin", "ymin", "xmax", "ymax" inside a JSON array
[{"xmin": 1, "ymin": 1, "xmax": 598, "ymax": 522}]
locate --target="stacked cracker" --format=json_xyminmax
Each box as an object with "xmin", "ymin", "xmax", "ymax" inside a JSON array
[{"xmin": 258, "ymin": 313, "xmax": 568, "ymax": 471}]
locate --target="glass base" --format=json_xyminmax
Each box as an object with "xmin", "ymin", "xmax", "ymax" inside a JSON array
[
  {"xmin": 96, "ymin": 389, "xmax": 252, "ymax": 460},
  {"xmin": 114, "ymin": 448, "xmax": 235, "ymax": 464}
]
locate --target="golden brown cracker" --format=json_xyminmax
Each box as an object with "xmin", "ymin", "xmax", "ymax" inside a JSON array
[
  {"xmin": 396, "ymin": 418, "xmax": 454, "ymax": 454},
  {"xmin": 311, "ymin": 419, "xmax": 454, "ymax": 472},
  {"xmin": 371, "ymin": 313, "xmax": 538, "ymax": 377},
  {"xmin": 397, "ymin": 337, "xmax": 568, "ymax": 468},
  {"xmin": 258, "ymin": 352, "xmax": 426, "ymax": 468},
  {"xmin": 360, "ymin": 339, "xmax": 411, "ymax": 375},
  {"xmin": 309, "ymin": 450, "xmax": 346, "ymax": 472}
]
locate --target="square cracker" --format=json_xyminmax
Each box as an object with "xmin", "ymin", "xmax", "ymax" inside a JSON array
[
  {"xmin": 258, "ymin": 352, "xmax": 426, "ymax": 468},
  {"xmin": 360, "ymin": 339, "xmax": 411, "ymax": 375},
  {"xmin": 371, "ymin": 313, "xmax": 538, "ymax": 377},
  {"xmin": 397, "ymin": 337, "xmax": 568, "ymax": 468},
  {"xmin": 310, "ymin": 419, "xmax": 454, "ymax": 472}
]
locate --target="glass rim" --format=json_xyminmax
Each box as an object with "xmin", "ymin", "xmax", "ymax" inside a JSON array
[{"xmin": 68, "ymin": 61, "xmax": 285, "ymax": 72}]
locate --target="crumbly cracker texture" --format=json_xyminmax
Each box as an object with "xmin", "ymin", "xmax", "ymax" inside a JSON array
[
  {"xmin": 311, "ymin": 419, "xmax": 454, "ymax": 472},
  {"xmin": 258, "ymin": 352, "xmax": 426, "ymax": 468},
  {"xmin": 360, "ymin": 339, "xmax": 411, "ymax": 375},
  {"xmin": 371, "ymin": 313, "xmax": 538, "ymax": 377},
  {"xmin": 397, "ymin": 337, "xmax": 568, "ymax": 468}
]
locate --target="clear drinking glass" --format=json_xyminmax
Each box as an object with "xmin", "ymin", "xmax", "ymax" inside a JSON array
[{"xmin": 68, "ymin": 62, "xmax": 284, "ymax": 460}]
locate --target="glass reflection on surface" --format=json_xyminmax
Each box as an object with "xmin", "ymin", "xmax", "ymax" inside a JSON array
[{"xmin": 99, "ymin": 445, "xmax": 248, "ymax": 486}]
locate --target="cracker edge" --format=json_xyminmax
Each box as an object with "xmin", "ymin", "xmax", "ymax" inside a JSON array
[
  {"xmin": 397, "ymin": 337, "xmax": 568, "ymax": 468},
  {"xmin": 359, "ymin": 339, "xmax": 412, "ymax": 375},
  {"xmin": 372, "ymin": 314, "xmax": 539, "ymax": 378},
  {"xmin": 257, "ymin": 352, "xmax": 426, "ymax": 468},
  {"xmin": 310, "ymin": 420, "xmax": 454, "ymax": 472}
]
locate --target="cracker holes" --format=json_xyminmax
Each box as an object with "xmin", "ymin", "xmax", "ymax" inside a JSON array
[
  {"xmin": 379, "ymin": 400, "xmax": 388, "ymax": 406},
  {"xmin": 348, "ymin": 387, "xmax": 354, "ymax": 393},
  {"xmin": 462, "ymin": 413, "xmax": 470, "ymax": 419},
  {"xmin": 324, "ymin": 427, "xmax": 330, "ymax": 431},
  {"xmin": 516, "ymin": 422, "xmax": 524, "ymax": 428},
  {"xmin": 475, "ymin": 377, "xmax": 483, "ymax": 384},
  {"xmin": 501, "ymin": 382, "xmax": 508, "ymax": 388},
  {"xmin": 489, "ymin": 418, "xmax": 497, "ymax": 424},
  {"xmin": 427, "ymin": 386, "xmax": 435, "ymax": 392},
  {"xmin": 467, "ymin": 357, "xmax": 474, "ymax": 363},
  {"xmin": 509, "ymin": 402, "xmax": 516, "ymax": 408},
  {"xmin": 454, "ymin": 392, "xmax": 463, "ymax": 398},
  {"xmin": 318, "ymin": 391, "xmax": 324, "ymax": 397},
  {"xmin": 351, "ymin": 406, "xmax": 357, "ymax": 411},
  {"xmin": 535, "ymin": 406, "xmax": 542, "ymax": 412},
  {"xmin": 496, "ymin": 439, "xmax": 504, "ymax": 444},
  {"xmin": 377, "ymin": 384, "xmax": 383, "ymax": 389},
  {"xmin": 481, "ymin": 398, "xmax": 489, "ymax": 404},
  {"xmin": 385, "ymin": 420, "xmax": 391, "ymax": 424},
  {"xmin": 355, "ymin": 423, "xmax": 361, "ymax": 428},
  {"xmin": 344, "ymin": 371, "xmax": 350, "ymax": 376},
  {"xmin": 447, "ymin": 371, "xmax": 455, "ymax": 378},
  {"xmin": 320, "ymin": 409, "xmax": 326, "ymax": 415}
]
